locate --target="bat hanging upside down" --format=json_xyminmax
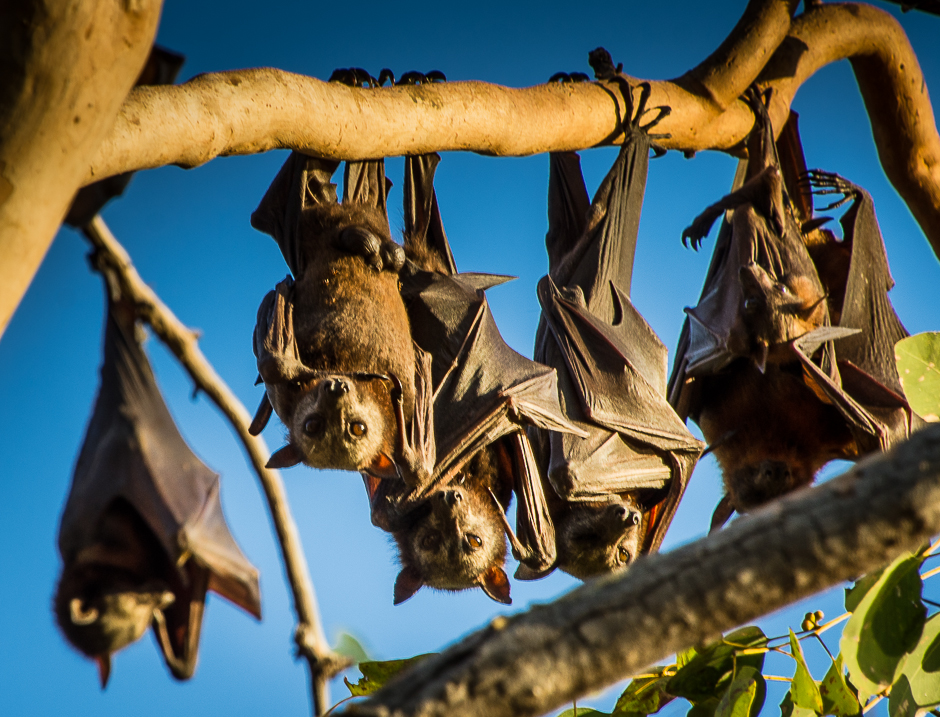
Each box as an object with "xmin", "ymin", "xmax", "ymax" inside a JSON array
[{"xmin": 669, "ymin": 88, "xmax": 922, "ymax": 530}]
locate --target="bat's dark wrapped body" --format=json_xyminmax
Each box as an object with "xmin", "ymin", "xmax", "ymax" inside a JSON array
[
  {"xmin": 668, "ymin": 95, "xmax": 922, "ymax": 529},
  {"xmin": 531, "ymin": 81, "xmax": 704, "ymax": 579},
  {"xmin": 57, "ymin": 296, "xmax": 260, "ymax": 686},
  {"xmin": 365, "ymin": 152, "xmax": 585, "ymax": 604}
]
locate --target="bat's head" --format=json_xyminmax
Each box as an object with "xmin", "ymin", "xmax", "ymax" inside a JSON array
[
  {"xmin": 554, "ymin": 497, "xmax": 646, "ymax": 580},
  {"xmin": 739, "ymin": 261, "xmax": 827, "ymax": 366},
  {"xmin": 270, "ymin": 375, "xmax": 395, "ymax": 472},
  {"xmin": 55, "ymin": 566, "xmax": 175, "ymax": 686},
  {"xmin": 391, "ymin": 450, "xmax": 511, "ymax": 605},
  {"xmin": 54, "ymin": 501, "xmax": 177, "ymax": 687},
  {"xmin": 726, "ymin": 457, "xmax": 817, "ymax": 512}
]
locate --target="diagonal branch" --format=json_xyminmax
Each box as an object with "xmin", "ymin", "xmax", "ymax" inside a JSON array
[
  {"xmin": 81, "ymin": 215, "xmax": 350, "ymax": 716},
  {"xmin": 340, "ymin": 423, "xmax": 940, "ymax": 717}
]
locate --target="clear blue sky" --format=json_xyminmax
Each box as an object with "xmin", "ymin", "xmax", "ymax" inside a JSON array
[{"xmin": 1, "ymin": 1, "xmax": 938, "ymax": 715}]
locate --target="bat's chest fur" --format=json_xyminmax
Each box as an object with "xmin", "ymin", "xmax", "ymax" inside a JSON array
[
  {"xmin": 698, "ymin": 361, "xmax": 855, "ymax": 510},
  {"xmin": 293, "ymin": 256, "xmax": 415, "ymax": 382}
]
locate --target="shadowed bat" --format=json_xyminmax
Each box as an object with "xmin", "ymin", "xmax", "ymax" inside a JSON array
[
  {"xmin": 56, "ymin": 288, "xmax": 261, "ymax": 687},
  {"xmin": 528, "ymin": 65, "xmax": 704, "ymax": 581},
  {"xmin": 362, "ymin": 137, "xmax": 584, "ymax": 604},
  {"xmin": 248, "ymin": 147, "xmax": 415, "ymax": 475},
  {"xmin": 668, "ymin": 91, "xmax": 921, "ymax": 530}
]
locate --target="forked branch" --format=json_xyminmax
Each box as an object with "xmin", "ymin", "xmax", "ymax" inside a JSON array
[
  {"xmin": 82, "ymin": 215, "xmax": 350, "ymax": 716},
  {"xmin": 341, "ymin": 424, "xmax": 940, "ymax": 717}
]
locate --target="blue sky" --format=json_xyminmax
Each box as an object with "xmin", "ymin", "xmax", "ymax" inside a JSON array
[{"xmin": 1, "ymin": 1, "xmax": 938, "ymax": 715}]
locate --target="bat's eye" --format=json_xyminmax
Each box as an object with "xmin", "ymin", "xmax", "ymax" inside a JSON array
[
  {"xmin": 617, "ymin": 546, "xmax": 631, "ymax": 564},
  {"xmin": 303, "ymin": 417, "xmax": 322, "ymax": 436},
  {"xmin": 466, "ymin": 534, "xmax": 483, "ymax": 550},
  {"xmin": 744, "ymin": 297, "xmax": 759, "ymax": 312},
  {"xmin": 349, "ymin": 422, "xmax": 367, "ymax": 438},
  {"xmin": 776, "ymin": 283, "xmax": 790, "ymax": 295},
  {"xmin": 455, "ymin": 472, "xmax": 466, "ymax": 485}
]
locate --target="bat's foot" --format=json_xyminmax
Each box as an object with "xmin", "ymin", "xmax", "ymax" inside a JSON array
[
  {"xmin": 396, "ymin": 70, "xmax": 447, "ymax": 86},
  {"xmin": 329, "ymin": 67, "xmax": 382, "ymax": 87},
  {"xmin": 547, "ymin": 71, "xmax": 590, "ymax": 84},
  {"xmin": 802, "ymin": 169, "xmax": 859, "ymax": 211}
]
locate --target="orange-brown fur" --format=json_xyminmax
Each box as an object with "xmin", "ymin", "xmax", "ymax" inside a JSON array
[{"xmin": 697, "ymin": 360, "xmax": 856, "ymax": 512}]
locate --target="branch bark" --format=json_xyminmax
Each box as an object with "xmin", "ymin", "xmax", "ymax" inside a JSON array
[
  {"xmin": 341, "ymin": 423, "xmax": 940, "ymax": 717},
  {"xmin": 0, "ymin": 0, "xmax": 163, "ymax": 337},
  {"xmin": 78, "ymin": 3, "xmax": 939, "ymax": 260},
  {"xmin": 82, "ymin": 215, "xmax": 350, "ymax": 716}
]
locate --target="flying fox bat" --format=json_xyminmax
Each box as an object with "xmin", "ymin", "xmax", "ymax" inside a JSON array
[
  {"xmin": 248, "ymin": 149, "xmax": 415, "ymax": 476},
  {"xmin": 362, "ymin": 140, "xmax": 584, "ymax": 604},
  {"xmin": 56, "ymin": 290, "xmax": 261, "ymax": 687},
  {"xmin": 668, "ymin": 90, "xmax": 921, "ymax": 530},
  {"xmin": 529, "ymin": 68, "xmax": 704, "ymax": 581}
]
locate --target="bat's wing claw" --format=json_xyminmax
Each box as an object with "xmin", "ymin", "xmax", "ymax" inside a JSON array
[{"xmin": 588, "ymin": 47, "xmax": 622, "ymax": 80}]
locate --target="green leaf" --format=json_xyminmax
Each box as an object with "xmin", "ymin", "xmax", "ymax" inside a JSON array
[
  {"xmin": 840, "ymin": 553, "xmax": 927, "ymax": 702},
  {"xmin": 333, "ymin": 632, "xmax": 370, "ymax": 664},
  {"xmin": 614, "ymin": 667, "xmax": 675, "ymax": 716},
  {"xmin": 344, "ymin": 653, "xmax": 437, "ymax": 696},
  {"xmin": 667, "ymin": 627, "xmax": 766, "ymax": 702},
  {"xmin": 715, "ymin": 667, "xmax": 765, "ymax": 717},
  {"xmin": 789, "ymin": 630, "xmax": 824, "ymax": 713},
  {"xmin": 819, "ymin": 654, "xmax": 861, "ymax": 716},
  {"xmin": 895, "ymin": 332, "xmax": 940, "ymax": 422},
  {"xmin": 780, "ymin": 692, "xmax": 819, "ymax": 717},
  {"xmin": 678, "ymin": 648, "xmax": 698, "ymax": 669},
  {"xmin": 556, "ymin": 709, "xmax": 611, "ymax": 717},
  {"xmin": 888, "ymin": 613, "xmax": 940, "ymax": 717},
  {"xmin": 844, "ymin": 571, "xmax": 884, "ymax": 613},
  {"xmin": 687, "ymin": 699, "xmax": 720, "ymax": 717}
]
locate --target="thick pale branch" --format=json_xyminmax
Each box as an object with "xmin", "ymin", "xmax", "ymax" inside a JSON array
[
  {"xmin": 343, "ymin": 424, "xmax": 940, "ymax": 717},
  {"xmin": 0, "ymin": 0, "xmax": 163, "ymax": 337},
  {"xmin": 84, "ymin": 0, "xmax": 798, "ymax": 179},
  {"xmin": 81, "ymin": 3, "xmax": 940, "ymax": 258},
  {"xmin": 82, "ymin": 216, "xmax": 350, "ymax": 716}
]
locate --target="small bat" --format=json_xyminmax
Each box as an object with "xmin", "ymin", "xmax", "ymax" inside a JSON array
[
  {"xmin": 530, "ymin": 65, "xmax": 704, "ymax": 581},
  {"xmin": 56, "ymin": 289, "xmax": 261, "ymax": 687},
  {"xmin": 364, "ymin": 142, "xmax": 584, "ymax": 604},
  {"xmin": 668, "ymin": 90, "xmax": 921, "ymax": 530},
  {"xmin": 249, "ymin": 148, "xmax": 414, "ymax": 475}
]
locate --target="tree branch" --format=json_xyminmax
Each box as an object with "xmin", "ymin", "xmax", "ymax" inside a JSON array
[
  {"xmin": 79, "ymin": 3, "xmax": 940, "ymax": 259},
  {"xmin": 0, "ymin": 0, "xmax": 163, "ymax": 337},
  {"xmin": 341, "ymin": 424, "xmax": 940, "ymax": 717},
  {"xmin": 82, "ymin": 215, "xmax": 350, "ymax": 716}
]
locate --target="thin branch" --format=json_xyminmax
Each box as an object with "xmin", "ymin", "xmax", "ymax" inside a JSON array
[
  {"xmin": 81, "ymin": 215, "xmax": 350, "ymax": 716},
  {"xmin": 340, "ymin": 423, "xmax": 940, "ymax": 717}
]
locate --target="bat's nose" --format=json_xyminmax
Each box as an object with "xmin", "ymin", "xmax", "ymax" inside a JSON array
[
  {"xmin": 443, "ymin": 490, "xmax": 463, "ymax": 507},
  {"xmin": 326, "ymin": 377, "xmax": 349, "ymax": 396}
]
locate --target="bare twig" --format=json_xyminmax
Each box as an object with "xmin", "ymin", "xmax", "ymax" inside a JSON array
[
  {"xmin": 341, "ymin": 424, "xmax": 940, "ymax": 717},
  {"xmin": 82, "ymin": 215, "xmax": 350, "ymax": 715}
]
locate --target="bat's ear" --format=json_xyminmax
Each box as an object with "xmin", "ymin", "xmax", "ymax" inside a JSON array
[
  {"xmin": 479, "ymin": 566, "xmax": 512, "ymax": 605},
  {"xmin": 514, "ymin": 562, "xmax": 554, "ymax": 582},
  {"xmin": 95, "ymin": 654, "xmax": 112, "ymax": 689},
  {"xmin": 266, "ymin": 443, "xmax": 303, "ymax": 469},
  {"xmin": 393, "ymin": 566, "xmax": 424, "ymax": 605}
]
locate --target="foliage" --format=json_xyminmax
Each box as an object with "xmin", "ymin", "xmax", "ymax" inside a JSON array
[
  {"xmin": 896, "ymin": 333, "xmax": 940, "ymax": 422},
  {"xmin": 331, "ymin": 547, "xmax": 940, "ymax": 717}
]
